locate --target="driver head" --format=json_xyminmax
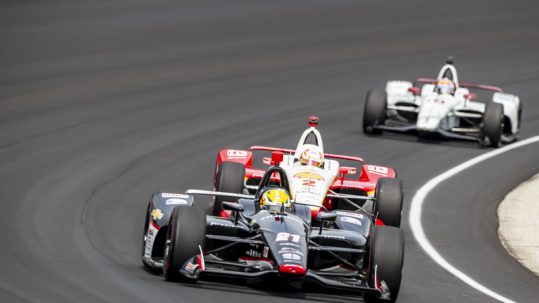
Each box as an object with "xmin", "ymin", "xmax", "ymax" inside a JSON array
[
  {"xmin": 435, "ymin": 78, "xmax": 455, "ymax": 95},
  {"xmin": 298, "ymin": 144, "xmax": 324, "ymax": 167},
  {"xmin": 259, "ymin": 188, "xmax": 291, "ymax": 212}
]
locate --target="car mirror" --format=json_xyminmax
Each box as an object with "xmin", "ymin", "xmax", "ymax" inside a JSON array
[
  {"xmin": 222, "ymin": 202, "xmax": 244, "ymax": 212},
  {"xmin": 316, "ymin": 212, "xmax": 337, "ymax": 235},
  {"xmin": 316, "ymin": 212, "xmax": 337, "ymax": 222},
  {"xmin": 339, "ymin": 166, "xmax": 356, "ymax": 176},
  {"xmin": 464, "ymin": 93, "xmax": 477, "ymax": 100},
  {"xmin": 408, "ymin": 87, "xmax": 421, "ymax": 95}
]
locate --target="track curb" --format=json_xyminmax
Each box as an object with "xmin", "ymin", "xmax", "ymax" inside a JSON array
[{"xmin": 498, "ymin": 172, "xmax": 539, "ymax": 277}]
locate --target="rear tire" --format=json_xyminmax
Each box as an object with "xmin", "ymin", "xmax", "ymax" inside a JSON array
[
  {"xmin": 211, "ymin": 162, "xmax": 245, "ymax": 215},
  {"xmin": 363, "ymin": 89, "xmax": 387, "ymax": 134},
  {"xmin": 374, "ymin": 178, "xmax": 403, "ymax": 227},
  {"xmin": 482, "ymin": 102, "xmax": 504, "ymax": 147},
  {"xmin": 364, "ymin": 226, "xmax": 404, "ymax": 303},
  {"xmin": 163, "ymin": 206, "xmax": 206, "ymax": 283}
]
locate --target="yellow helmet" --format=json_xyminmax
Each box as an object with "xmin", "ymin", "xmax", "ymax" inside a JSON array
[{"xmin": 259, "ymin": 188, "xmax": 291, "ymax": 210}]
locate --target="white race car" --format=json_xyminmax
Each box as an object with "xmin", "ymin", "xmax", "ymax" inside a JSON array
[
  {"xmin": 362, "ymin": 57, "xmax": 522, "ymax": 147},
  {"xmin": 211, "ymin": 116, "xmax": 404, "ymax": 226}
]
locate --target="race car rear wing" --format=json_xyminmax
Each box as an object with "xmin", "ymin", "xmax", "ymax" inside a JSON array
[
  {"xmin": 185, "ymin": 189, "xmax": 372, "ymax": 202},
  {"xmin": 414, "ymin": 77, "xmax": 503, "ymax": 93},
  {"xmin": 185, "ymin": 189, "xmax": 255, "ymax": 200},
  {"xmin": 249, "ymin": 146, "xmax": 365, "ymax": 163}
]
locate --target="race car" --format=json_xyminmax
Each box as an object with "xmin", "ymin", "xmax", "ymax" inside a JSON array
[
  {"xmin": 211, "ymin": 116, "xmax": 403, "ymax": 227},
  {"xmin": 142, "ymin": 160, "xmax": 404, "ymax": 302},
  {"xmin": 362, "ymin": 57, "xmax": 522, "ymax": 147}
]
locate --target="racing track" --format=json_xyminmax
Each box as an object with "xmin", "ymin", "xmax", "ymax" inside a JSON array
[{"xmin": 1, "ymin": 0, "xmax": 539, "ymax": 302}]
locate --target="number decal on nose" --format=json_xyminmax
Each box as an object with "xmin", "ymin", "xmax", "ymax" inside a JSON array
[
  {"xmin": 302, "ymin": 179, "xmax": 316, "ymax": 187},
  {"xmin": 275, "ymin": 232, "xmax": 300, "ymax": 243}
]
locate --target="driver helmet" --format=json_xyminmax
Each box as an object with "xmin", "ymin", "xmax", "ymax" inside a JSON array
[
  {"xmin": 435, "ymin": 78, "xmax": 456, "ymax": 95},
  {"xmin": 299, "ymin": 144, "xmax": 324, "ymax": 167},
  {"xmin": 259, "ymin": 188, "xmax": 291, "ymax": 212}
]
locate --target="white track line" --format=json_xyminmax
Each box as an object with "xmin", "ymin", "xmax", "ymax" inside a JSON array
[{"xmin": 409, "ymin": 135, "xmax": 539, "ymax": 303}]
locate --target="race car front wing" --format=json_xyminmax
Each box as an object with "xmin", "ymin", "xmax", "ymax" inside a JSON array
[{"xmin": 195, "ymin": 265, "xmax": 390, "ymax": 299}]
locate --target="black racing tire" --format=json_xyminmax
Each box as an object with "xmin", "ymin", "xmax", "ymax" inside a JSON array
[
  {"xmin": 163, "ymin": 206, "xmax": 206, "ymax": 283},
  {"xmin": 374, "ymin": 178, "xmax": 403, "ymax": 227},
  {"xmin": 364, "ymin": 226, "xmax": 404, "ymax": 303},
  {"xmin": 482, "ymin": 102, "xmax": 504, "ymax": 147},
  {"xmin": 212, "ymin": 161, "xmax": 245, "ymax": 215},
  {"xmin": 363, "ymin": 89, "xmax": 387, "ymax": 135}
]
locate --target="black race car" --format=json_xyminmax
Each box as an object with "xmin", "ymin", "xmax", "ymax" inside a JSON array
[{"xmin": 142, "ymin": 154, "xmax": 404, "ymax": 302}]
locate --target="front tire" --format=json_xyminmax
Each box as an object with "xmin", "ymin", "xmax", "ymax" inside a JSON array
[
  {"xmin": 211, "ymin": 162, "xmax": 245, "ymax": 215},
  {"xmin": 374, "ymin": 178, "xmax": 403, "ymax": 227},
  {"xmin": 163, "ymin": 206, "xmax": 206, "ymax": 283},
  {"xmin": 363, "ymin": 89, "xmax": 387, "ymax": 134},
  {"xmin": 482, "ymin": 102, "xmax": 504, "ymax": 147},
  {"xmin": 365, "ymin": 226, "xmax": 404, "ymax": 303}
]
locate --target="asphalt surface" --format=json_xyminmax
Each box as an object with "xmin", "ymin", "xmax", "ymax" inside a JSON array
[{"xmin": 1, "ymin": 0, "xmax": 539, "ymax": 302}]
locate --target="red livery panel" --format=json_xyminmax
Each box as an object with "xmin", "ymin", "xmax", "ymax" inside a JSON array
[{"xmin": 214, "ymin": 146, "xmax": 397, "ymax": 213}]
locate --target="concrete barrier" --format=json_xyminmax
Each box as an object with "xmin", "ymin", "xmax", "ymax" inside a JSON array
[{"xmin": 498, "ymin": 172, "xmax": 539, "ymax": 276}]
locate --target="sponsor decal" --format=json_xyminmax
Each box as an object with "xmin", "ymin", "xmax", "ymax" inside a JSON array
[
  {"xmin": 151, "ymin": 208, "xmax": 164, "ymax": 220},
  {"xmin": 209, "ymin": 222, "xmax": 237, "ymax": 228},
  {"xmin": 366, "ymin": 165, "xmax": 389, "ymax": 176},
  {"xmin": 281, "ymin": 253, "xmax": 302, "ymax": 261},
  {"xmin": 278, "ymin": 247, "xmax": 304, "ymax": 256},
  {"xmin": 318, "ymin": 234, "xmax": 346, "ymax": 240},
  {"xmin": 302, "ymin": 179, "xmax": 317, "ymax": 187},
  {"xmin": 161, "ymin": 193, "xmax": 189, "ymax": 198},
  {"xmin": 341, "ymin": 216, "xmax": 362, "ymax": 225},
  {"xmin": 246, "ymin": 249, "xmax": 262, "ymax": 258},
  {"xmin": 144, "ymin": 240, "xmax": 152, "ymax": 258},
  {"xmin": 226, "ymin": 150, "xmax": 248, "ymax": 159},
  {"xmin": 165, "ymin": 198, "xmax": 188, "ymax": 205},
  {"xmin": 336, "ymin": 184, "xmax": 366, "ymax": 190},
  {"xmin": 185, "ymin": 261, "xmax": 198, "ymax": 273},
  {"xmin": 279, "ymin": 242, "xmax": 301, "ymax": 248},
  {"xmin": 336, "ymin": 211, "xmax": 364, "ymax": 218},
  {"xmin": 293, "ymin": 171, "xmax": 324, "ymax": 180},
  {"xmin": 294, "ymin": 192, "xmax": 322, "ymax": 205},
  {"xmin": 275, "ymin": 232, "xmax": 301, "ymax": 243},
  {"xmin": 144, "ymin": 223, "xmax": 159, "ymax": 258}
]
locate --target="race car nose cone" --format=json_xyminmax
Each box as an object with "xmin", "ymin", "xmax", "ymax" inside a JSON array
[
  {"xmin": 279, "ymin": 264, "xmax": 307, "ymax": 276},
  {"xmin": 417, "ymin": 116, "xmax": 439, "ymax": 131}
]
